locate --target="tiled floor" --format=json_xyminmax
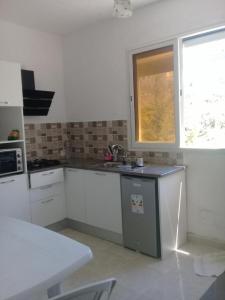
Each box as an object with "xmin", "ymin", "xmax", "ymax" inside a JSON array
[{"xmin": 61, "ymin": 228, "xmax": 220, "ymax": 300}]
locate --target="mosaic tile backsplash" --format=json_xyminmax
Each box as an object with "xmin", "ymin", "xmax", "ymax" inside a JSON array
[
  {"xmin": 25, "ymin": 123, "xmax": 69, "ymax": 161},
  {"xmin": 25, "ymin": 120, "xmax": 183, "ymax": 165}
]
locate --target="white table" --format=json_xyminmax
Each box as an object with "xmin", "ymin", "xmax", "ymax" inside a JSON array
[{"xmin": 0, "ymin": 217, "xmax": 93, "ymax": 300}]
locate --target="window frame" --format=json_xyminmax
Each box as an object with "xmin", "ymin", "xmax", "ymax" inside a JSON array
[{"xmin": 128, "ymin": 39, "xmax": 181, "ymax": 151}]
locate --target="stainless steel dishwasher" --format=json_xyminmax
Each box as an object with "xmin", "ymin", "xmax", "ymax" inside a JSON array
[{"xmin": 121, "ymin": 175, "xmax": 161, "ymax": 258}]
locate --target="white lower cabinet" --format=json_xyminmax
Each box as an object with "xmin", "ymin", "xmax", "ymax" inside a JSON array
[
  {"xmin": 29, "ymin": 169, "xmax": 66, "ymax": 227},
  {"xmin": 85, "ymin": 171, "xmax": 122, "ymax": 234},
  {"xmin": 65, "ymin": 168, "xmax": 122, "ymax": 234},
  {"xmin": 65, "ymin": 168, "xmax": 86, "ymax": 223},
  {"xmin": 30, "ymin": 168, "xmax": 64, "ymax": 188},
  {"xmin": 158, "ymin": 171, "xmax": 187, "ymax": 258},
  {"xmin": 30, "ymin": 186, "xmax": 66, "ymax": 227},
  {"xmin": 0, "ymin": 174, "xmax": 30, "ymax": 222}
]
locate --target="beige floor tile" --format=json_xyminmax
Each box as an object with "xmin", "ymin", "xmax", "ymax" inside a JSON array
[{"xmin": 61, "ymin": 229, "xmax": 218, "ymax": 300}]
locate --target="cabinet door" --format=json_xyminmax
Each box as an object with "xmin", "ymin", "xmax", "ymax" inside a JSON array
[
  {"xmin": 31, "ymin": 193, "xmax": 66, "ymax": 227},
  {"xmin": 65, "ymin": 168, "xmax": 86, "ymax": 223},
  {"xmin": 0, "ymin": 174, "xmax": 30, "ymax": 221},
  {"xmin": 85, "ymin": 171, "xmax": 122, "ymax": 234},
  {"xmin": 0, "ymin": 61, "xmax": 23, "ymax": 106}
]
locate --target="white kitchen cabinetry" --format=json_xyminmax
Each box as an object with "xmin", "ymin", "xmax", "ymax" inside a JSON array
[
  {"xmin": 65, "ymin": 168, "xmax": 122, "ymax": 235},
  {"xmin": 0, "ymin": 60, "xmax": 23, "ymax": 107},
  {"xmin": 65, "ymin": 168, "xmax": 86, "ymax": 223},
  {"xmin": 29, "ymin": 168, "xmax": 66, "ymax": 227},
  {"xmin": 31, "ymin": 189, "xmax": 66, "ymax": 227},
  {"xmin": 30, "ymin": 168, "xmax": 64, "ymax": 188},
  {"xmin": 158, "ymin": 170, "xmax": 187, "ymax": 258},
  {"xmin": 0, "ymin": 174, "xmax": 30, "ymax": 221},
  {"xmin": 85, "ymin": 171, "xmax": 122, "ymax": 234},
  {"xmin": 0, "ymin": 61, "xmax": 26, "ymax": 172}
]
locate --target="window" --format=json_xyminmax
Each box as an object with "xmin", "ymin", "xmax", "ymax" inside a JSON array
[
  {"xmin": 129, "ymin": 28, "xmax": 225, "ymax": 150},
  {"xmin": 181, "ymin": 29, "xmax": 225, "ymax": 149},
  {"xmin": 130, "ymin": 41, "xmax": 179, "ymax": 150}
]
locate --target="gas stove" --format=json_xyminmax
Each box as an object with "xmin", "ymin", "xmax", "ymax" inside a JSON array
[{"xmin": 27, "ymin": 159, "xmax": 61, "ymax": 171}]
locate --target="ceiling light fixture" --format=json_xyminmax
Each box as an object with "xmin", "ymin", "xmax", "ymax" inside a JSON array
[{"xmin": 113, "ymin": 0, "xmax": 133, "ymax": 18}]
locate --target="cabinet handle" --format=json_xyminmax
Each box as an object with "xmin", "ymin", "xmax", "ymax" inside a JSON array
[
  {"xmin": 67, "ymin": 169, "xmax": 79, "ymax": 172},
  {"xmin": 39, "ymin": 184, "xmax": 54, "ymax": 190},
  {"xmin": 94, "ymin": 172, "xmax": 107, "ymax": 176},
  {"xmin": 0, "ymin": 101, "xmax": 8, "ymax": 105},
  {"xmin": 41, "ymin": 198, "xmax": 54, "ymax": 204},
  {"xmin": 0, "ymin": 179, "xmax": 15, "ymax": 185},
  {"xmin": 42, "ymin": 171, "xmax": 55, "ymax": 176}
]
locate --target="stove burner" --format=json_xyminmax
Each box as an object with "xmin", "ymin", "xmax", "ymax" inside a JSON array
[{"xmin": 27, "ymin": 159, "xmax": 60, "ymax": 171}]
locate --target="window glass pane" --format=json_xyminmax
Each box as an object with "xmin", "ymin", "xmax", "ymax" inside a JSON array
[
  {"xmin": 133, "ymin": 46, "xmax": 176, "ymax": 143},
  {"xmin": 182, "ymin": 30, "xmax": 225, "ymax": 148}
]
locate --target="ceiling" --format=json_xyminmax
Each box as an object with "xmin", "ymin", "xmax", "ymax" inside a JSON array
[{"xmin": 0, "ymin": 0, "xmax": 160, "ymax": 35}]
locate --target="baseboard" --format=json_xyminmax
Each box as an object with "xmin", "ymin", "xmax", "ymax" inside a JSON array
[
  {"xmin": 68, "ymin": 219, "xmax": 123, "ymax": 245},
  {"xmin": 46, "ymin": 219, "xmax": 69, "ymax": 232},
  {"xmin": 188, "ymin": 232, "xmax": 225, "ymax": 250}
]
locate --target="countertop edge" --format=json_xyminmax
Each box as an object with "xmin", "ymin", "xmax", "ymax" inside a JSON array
[{"xmin": 28, "ymin": 161, "xmax": 186, "ymax": 178}]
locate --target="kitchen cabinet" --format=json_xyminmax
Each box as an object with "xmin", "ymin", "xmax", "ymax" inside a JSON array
[
  {"xmin": 0, "ymin": 174, "xmax": 30, "ymax": 221},
  {"xmin": 65, "ymin": 168, "xmax": 122, "ymax": 235},
  {"xmin": 85, "ymin": 171, "xmax": 122, "ymax": 234},
  {"xmin": 158, "ymin": 170, "xmax": 187, "ymax": 258},
  {"xmin": 29, "ymin": 168, "xmax": 66, "ymax": 227},
  {"xmin": 0, "ymin": 60, "xmax": 23, "ymax": 107},
  {"xmin": 30, "ymin": 168, "xmax": 64, "ymax": 188},
  {"xmin": 31, "ymin": 188, "xmax": 66, "ymax": 227},
  {"xmin": 65, "ymin": 168, "xmax": 86, "ymax": 223}
]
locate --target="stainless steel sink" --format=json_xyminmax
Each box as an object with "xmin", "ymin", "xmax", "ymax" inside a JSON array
[
  {"xmin": 92, "ymin": 161, "xmax": 132, "ymax": 169},
  {"xmin": 103, "ymin": 162, "xmax": 122, "ymax": 168},
  {"xmin": 103, "ymin": 162, "xmax": 135, "ymax": 171}
]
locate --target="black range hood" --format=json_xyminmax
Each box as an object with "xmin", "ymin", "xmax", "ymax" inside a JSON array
[{"xmin": 21, "ymin": 69, "xmax": 55, "ymax": 116}]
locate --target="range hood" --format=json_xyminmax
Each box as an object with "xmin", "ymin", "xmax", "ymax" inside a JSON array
[{"xmin": 21, "ymin": 69, "xmax": 55, "ymax": 116}]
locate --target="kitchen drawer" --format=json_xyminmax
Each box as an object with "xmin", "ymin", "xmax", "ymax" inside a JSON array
[
  {"xmin": 31, "ymin": 194, "xmax": 66, "ymax": 227},
  {"xmin": 30, "ymin": 168, "xmax": 64, "ymax": 188},
  {"xmin": 30, "ymin": 182, "xmax": 64, "ymax": 202}
]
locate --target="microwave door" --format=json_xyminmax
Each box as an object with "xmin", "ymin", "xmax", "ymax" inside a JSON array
[{"xmin": 0, "ymin": 151, "xmax": 17, "ymax": 175}]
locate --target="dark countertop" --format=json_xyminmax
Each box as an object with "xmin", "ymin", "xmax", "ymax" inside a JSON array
[
  {"xmin": 28, "ymin": 159, "xmax": 185, "ymax": 178},
  {"xmin": 200, "ymin": 271, "xmax": 225, "ymax": 300}
]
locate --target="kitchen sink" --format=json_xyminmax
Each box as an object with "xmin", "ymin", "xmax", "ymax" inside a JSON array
[
  {"xmin": 92, "ymin": 161, "xmax": 133, "ymax": 170},
  {"xmin": 103, "ymin": 162, "xmax": 122, "ymax": 167},
  {"xmin": 91, "ymin": 161, "xmax": 122, "ymax": 169}
]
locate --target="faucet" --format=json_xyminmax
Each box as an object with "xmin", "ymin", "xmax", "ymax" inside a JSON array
[{"xmin": 111, "ymin": 144, "xmax": 126, "ymax": 162}]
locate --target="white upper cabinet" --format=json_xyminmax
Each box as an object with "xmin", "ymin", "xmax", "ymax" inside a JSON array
[{"xmin": 0, "ymin": 60, "xmax": 23, "ymax": 107}]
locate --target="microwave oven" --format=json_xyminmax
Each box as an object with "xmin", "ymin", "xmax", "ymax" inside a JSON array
[{"xmin": 0, "ymin": 148, "xmax": 23, "ymax": 177}]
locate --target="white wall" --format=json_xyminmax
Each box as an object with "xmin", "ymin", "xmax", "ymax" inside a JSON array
[
  {"xmin": 0, "ymin": 19, "xmax": 66, "ymax": 123},
  {"xmin": 63, "ymin": 0, "xmax": 225, "ymax": 122},
  {"xmin": 63, "ymin": 0, "xmax": 225, "ymax": 243},
  {"xmin": 184, "ymin": 151, "xmax": 225, "ymax": 243}
]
